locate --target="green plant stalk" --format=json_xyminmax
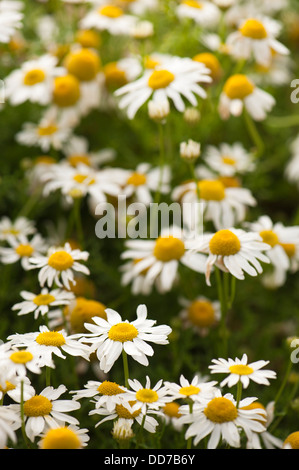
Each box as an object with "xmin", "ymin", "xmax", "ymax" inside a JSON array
[
  {"xmin": 122, "ymin": 349, "xmax": 130, "ymax": 388},
  {"xmin": 243, "ymin": 109, "xmax": 264, "ymax": 158}
]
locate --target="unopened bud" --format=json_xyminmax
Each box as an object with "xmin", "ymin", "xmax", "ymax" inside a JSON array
[
  {"xmin": 180, "ymin": 139, "xmax": 201, "ymax": 163},
  {"xmin": 148, "ymin": 99, "xmax": 170, "ymax": 122},
  {"xmin": 112, "ymin": 418, "xmax": 134, "ymax": 441},
  {"xmin": 183, "ymin": 107, "xmax": 200, "ymax": 125}
]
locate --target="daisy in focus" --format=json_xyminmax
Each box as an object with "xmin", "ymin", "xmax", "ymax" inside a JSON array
[
  {"xmin": 70, "ymin": 380, "xmax": 127, "ymax": 412},
  {"xmin": 120, "ymin": 225, "xmax": 207, "ymax": 293},
  {"xmin": 80, "ymin": 304, "xmax": 172, "ymax": 372},
  {"xmin": 9, "ymin": 384, "xmax": 81, "ymax": 442},
  {"xmin": 218, "ymin": 73, "xmax": 276, "ymax": 121},
  {"xmin": 209, "ymin": 354, "xmax": 277, "ymax": 389},
  {"xmin": 178, "ymin": 295, "xmax": 221, "ymax": 336},
  {"xmin": 203, "ymin": 142, "xmax": 255, "ymax": 177},
  {"xmin": 122, "ymin": 376, "xmax": 173, "ymax": 415},
  {"xmin": 0, "ymin": 345, "xmax": 44, "ymax": 387},
  {"xmin": 226, "ymin": 16, "xmax": 289, "ymax": 66},
  {"xmin": 12, "ymin": 287, "xmax": 74, "ymax": 320},
  {"xmin": 0, "ymin": 234, "xmax": 47, "ymax": 270},
  {"xmin": 193, "ymin": 228, "xmax": 270, "ymax": 285},
  {"xmin": 38, "ymin": 424, "xmax": 90, "ymax": 449},
  {"xmin": 114, "ymin": 56, "xmax": 212, "ymax": 119},
  {"xmin": 165, "ymin": 374, "xmax": 218, "ymax": 403},
  {"xmin": 28, "ymin": 242, "xmax": 90, "ymax": 290},
  {"xmin": 179, "ymin": 391, "xmax": 266, "ymax": 448}
]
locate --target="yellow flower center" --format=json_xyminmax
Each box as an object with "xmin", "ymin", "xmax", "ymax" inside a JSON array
[
  {"xmin": 104, "ymin": 62, "xmax": 127, "ymax": 89},
  {"xmin": 48, "ymin": 250, "xmax": 74, "ymax": 271},
  {"xmin": 23, "ymin": 68, "xmax": 46, "ymax": 86},
  {"xmin": 284, "ymin": 431, "xmax": 299, "ymax": 449},
  {"xmin": 73, "ymin": 173, "xmax": 96, "ymax": 185},
  {"xmin": 259, "ymin": 230, "xmax": 279, "ymax": 248},
  {"xmin": 15, "ymin": 244, "xmax": 34, "ymax": 257},
  {"xmin": 9, "ymin": 351, "xmax": 34, "ymax": 364},
  {"xmin": 229, "ymin": 364, "xmax": 254, "ymax": 375},
  {"xmin": 240, "ymin": 19, "xmax": 268, "ymax": 40},
  {"xmin": 198, "ymin": 180, "xmax": 226, "ymax": 201},
  {"xmin": 68, "ymin": 154, "xmax": 91, "ymax": 167},
  {"xmin": 0, "ymin": 381, "xmax": 16, "ymax": 394},
  {"xmin": 35, "ymin": 331, "xmax": 66, "ymax": 347},
  {"xmin": 53, "ymin": 75, "xmax": 81, "ymax": 108},
  {"xmin": 24, "ymin": 395, "xmax": 53, "ymax": 417},
  {"xmin": 187, "ymin": 300, "xmax": 216, "ymax": 328},
  {"xmin": 241, "ymin": 401, "xmax": 266, "ymax": 425},
  {"xmin": 116, "ymin": 401, "xmax": 141, "ymax": 419},
  {"xmin": 41, "ymin": 427, "xmax": 82, "ymax": 449},
  {"xmin": 223, "ymin": 74, "xmax": 255, "ymax": 100},
  {"xmin": 127, "ymin": 172, "xmax": 147, "ymax": 186},
  {"xmin": 108, "ymin": 322, "xmax": 138, "ymax": 342},
  {"xmin": 193, "ymin": 52, "xmax": 221, "ymax": 81},
  {"xmin": 33, "ymin": 293, "xmax": 56, "ymax": 306},
  {"xmin": 97, "ymin": 381, "xmax": 125, "ymax": 396},
  {"xmin": 65, "ymin": 49, "xmax": 101, "ymax": 82},
  {"xmin": 69, "ymin": 297, "xmax": 107, "ymax": 333},
  {"xmin": 221, "ymin": 156, "xmax": 236, "ymax": 165},
  {"xmin": 135, "ymin": 388, "xmax": 159, "ymax": 403},
  {"xmin": 209, "ymin": 229, "xmax": 241, "ymax": 256},
  {"xmin": 179, "ymin": 385, "xmax": 200, "ymax": 396},
  {"xmin": 37, "ymin": 124, "xmax": 58, "ymax": 136},
  {"xmin": 153, "ymin": 236, "xmax": 185, "ymax": 262},
  {"xmin": 280, "ymin": 243, "xmax": 296, "ymax": 258},
  {"xmin": 182, "ymin": 0, "xmax": 202, "ymax": 8},
  {"xmin": 144, "ymin": 55, "xmax": 161, "ymax": 70},
  {"xmin": 76, "ymin": 30, "xmax": 101, "ymax": 49},
  {"xmin": 163, "ymin": 402, "xmax": 181, "ymax": 418},
  {"xmin": 204, "ymin": 397, "xmax": 238, "ymax": 423},
  {"xmin": 99, "ymin": 5, "xmax": 124, "ymax": 18},
  {"xmin": 148, "ymin": 70, "xmax": 175, "ymax": 90},
  {"xmin": 218, "ymin": 176, "xmax": 241, "ymax": 188}
]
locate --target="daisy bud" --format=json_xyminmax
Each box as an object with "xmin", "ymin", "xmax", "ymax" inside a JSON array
[
  {"xmin": 183, "ymin": 107, "xmax": 201, "ymax": 125},
  {"xmin": 130, "ymin": 20, "xmax": 154, "ymax": 39},
  {"xmin": 180, "ymin": 139, "xmax": 201, "ymax": 163},
  {"xmin": 148, "ymin": 99, "xmax": 170, "ymax": 122},
  {"xmin": 112, "ymin": 418, "xmax": 134, "ymax": 442}
]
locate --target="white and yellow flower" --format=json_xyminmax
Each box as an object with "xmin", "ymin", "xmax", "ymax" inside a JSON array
[
  {"xmin": 0, "ymin": 0, "xmax": 23, "ymax": 44},
  {"xmin": 0, "ymin": 233, "xmax": 47, "ymax": 270},
  {"xmin": 38, "ymin": 424, "xmax": 90, "ymax": 449},
  {"xmin": 0, "ymin": 405, "xmax": 20, "ymax": 449},
  {"xmin": 0, "ymin": 216, "xmax": 36, "ymax": 242},
  {"xmin": 243, "ymin": 401, "xmax": 283, "ymax": 449},
  {"xmin": 203, "ymin": 142, "xmax": 255, "ymax": 177},
  {"xmin": 71, "ymin": 380, "xmax": 127, "ymax": 412},
  {"xmin": 80, "ymin": 4, "xmax": 138, "ymax": 36},
  {"xmin": 123, "ymin": 376, "xmax": 173, "ymax": 414},
  {"xmin": 176, "ymin": 0, "xmax": 221, "ymax": 28},
  {"xmin": 178, "ymin": 295, "xmax": 221, "ymax": 335},
  {"xmin": 165, "ymin": 374, "xmax": 218, "ymax": 403}
]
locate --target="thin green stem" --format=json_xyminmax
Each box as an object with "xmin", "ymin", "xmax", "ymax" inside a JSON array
[
  {"xmin": 243, "ymin": 109, "xmax": 264, "ymax": 158},
  {"xmin": 236, "ymin": 380, "xmax": 242, "ymax": 408},
  {"xmin": 274, "ymin": 358, "xmax": 293, "ymax": 407},
  {"xmin": 122, "ymin": 350, "xmax": 130, "ymax": 388}
]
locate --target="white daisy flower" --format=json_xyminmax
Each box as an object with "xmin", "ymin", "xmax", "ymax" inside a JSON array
[
  {"xmin": 10, "ymin": 384, "xmax": 81, "ymax": 442},
  {"xmin": 116, "ymin": 0, "xmax": 159, "ymax": 15},
  {"xmin": 114, "ymin": 56, "xmax": 212, "ymax": 119},
  {"xmin": 226, "ymin": 16, "xmax": 289, "ymax": 66},
  {"xmin": 0, "ymin": 376, "xmax": 35, "ymax": 403},
  {"xmin": 243, "ymin": 401, "xmax": 283, "ymax": 449},
  {"xmin": 12, "ymin": 288, "xmax": 75, "ymax": 320},
  {"xmin": 5, "ymin": 54, "xmax": 59, "ymax": 106},
  {"xmin": 176, "ymin": 0, "xmax": 221, "ymax": 28},
  {"xmin": 38, "ymin": 423, "xmax": 90, "ymax": 449},
  {"xmin": 122, "ymin": 376, "xmax": 173, "ymax": 414},
  {"xmin": 120, "ymin": 225, "xmax": 207, "ymax": 294},
  {"xmin": 0, "ymin": 347, "xmax": 45, "ymax": 385},
  {"xmin": 179, "ymin": 390, "xmax": 266, "ymax": 448},
  {"xmin": 165, "ymin": 374, "xmax": 218, "ymax": 403},
  {"xmin": 80, "ymin": 303, "xmax": 172, "ymax": 373},
  {"xmin": 178, "ymin": 295, "xmax": 221, "ymax": 336},
  {"xmin": 80, "ymin": 4, "xmax": 138, "ymax": 36},
  {"xmin": 28, "ymin": 242, "xmax": 90, "ymax": 290},
  {"xmin": 0, "ymin": 405, "xmax": 21, "ymax": 449},
  {"xmin": 161, "ymin": 401, "xmax": 184, "ymax": 431},
  {"xmin": 193, "ymin": 227, "xmax": 270, "ymax": 285},
  {"xmin": 172, "ymin": 179, "xmax": 256, "ymax": 230},
  {"xmin": 0, "ymin": 234, "xmax": 48, "ymax": 270},
  {"xmin": 250, "ymin": 53, "xmax": 294, "ymax": 87},
  {"xmin": 218, "ymin": 73, "xmax": 275, "ymax": 121},
  {"xmin": 203, "ymin": 142, "xmax": 255, "ymax": 177},
  {"xmin": 0, "ymin": 216, "xmax": 36, "ymax": 242},
  {"xmin": 0, "ymin": 0, "xmax": 23, "ymax": 44},
  {"xmin": 209, "ymin": 353, "xmax": 277, "ymax": 389},
  {"xmin": 103, "ymin": 56, "xmax": 143, "ymax": 90},
  {"xmin": 247, "ymin": 215, "xmax": 299, "ymax": 287},
  {"xmin": 7, "ymin": 325, "xmax": 91, "ymax": 367},
  {"xmin": 70, "ymin": 380, "xmax": 127, "ymax": 412}
]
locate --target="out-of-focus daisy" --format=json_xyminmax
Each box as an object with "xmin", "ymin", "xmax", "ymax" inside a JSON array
[
  {"xmin": 114, "ymin": 56, "xmax": 212, "ymax": 119},
  {"xmin": 250, "ymin": 52, "xmax": 293, "ymax": 87},
  {"xmin": 28, "ymin": 242, "xmax": 90, "ymax": 290},
  {"xmin": 63, "ymin": 296, "xmax": 107, "ymax": 334},
  {"xmin": 71, "ymin": 380, "xmax": 127, "ymax": 412},
  {"xmin": 176, "ymin": 0, "xmax": 221, "ymax": 28},
  {"xmin": 0, "ymin": 216, "xmax": 36, "ymax": 242},
  {"xmin": 103, "ymin": 56, "xmax": 142, "ymax": 91},
  {"xmin": 62, "ymin": 134, "xmax": 115, "ymax": 169},
  {"xmin": 193, "ymin": 228, "xmax": 270, "ymax": 285},
  {"xmin": 193, "ymin": 52, "xmax": 222, "ymax": 83},
  {"xmin": 218, "ymin": 73, "xmax": 275, "ymax": 121},
  {"xmin": 180, "ymin": 139, "xmax": 201, "ymax": 163},
  {"xmin": 12, "ymin": 288, "xmax": 74, "ymax": 320},
  {"xmin": 283, "ymin": 431, "xmax": 299, "ymax": 449},
  {"xmin": 0, "ymin": 234, "xmax": 47, "ymax": 270},
  {"xmin": 226, "ymin": 16, "xmax": 289, "ymax": 66},
  {"xmin": 179, "ymin": 391, "xmax": 266, "ymax": 448},
  {"xmin": 10, "ymin": 384, "xmax": 81, "ymax": 442},
  {"xmin": 0, "ymin": 405, "xmax": 21, "ymax": 449},
  {"xmin": 0, "ymin": 376, "xmax": 35, "ymax": 403},
  {"xmin": 203, "ymin": 142, "xmax": 255, "ymax": 177},
  {"xmin": 122, "ymin": 376, "xmax": 172, "ymax": 415},
  {"xmin": 161, "ymin": 402, "xmax": 183, "ymax": 431},
  {"xmin": 5, "ymin": 54, "xmax": 59, "ymax": 106},
  {"xmin": 165, "ymin": 374, "xmax": 218, "ymax": 403},
  {"xmin": 0, "ymin": 0, "xmax": 23, "ymax": 44},
  {"xmin": 80, "ymin": 4, "xmax": 138, "ymax": 36},
  {"xmin": 247, "ymin": 215, "xmax": 299, "ymax": 288},
  {"xmin": 7, "ymin": 325, "xmax": 91, "ymax": 367},
  {"xmin": 38, "ymin": 424, "xmax": 90, "ymax": 449},
  {"xmin": 80, "ymin": 303, "xmax": 172, "ymax": 372},
  {"xmin": 209, "ymin": 353, "xmax": 277, "ymax": 389},
  {"xmin": 120, "ymin": 225, "xmax": 207, "ymax": 293},
  {"xmin": 178, "ymin": 295, "xmax": 221, "ymax": 336},
  {"xmin": 172, "ymin": 179, "xmax": 256, "ymax": 230},
  {"xmin": 243, "ymin": 401, "xmax": 283, "ymax": 449},
  {"xmin": 116, "ymin": 0, "xmax": 159, "ymax": 15}
]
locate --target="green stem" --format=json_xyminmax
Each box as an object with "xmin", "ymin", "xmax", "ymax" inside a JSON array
[
  {"xmin": 215, "ymin": 267, "xmax": 229, "ymax": 357},
  {"xmin": 186, "ymin": 401, "xmax": 193, "ymax": 449},
  {"xmin": 73, "ymin": 197, "xmax": 84, "ymax": 248},
  {"xmin": 236, "ymin": 380, "xmax": 242, "ymax": 408},
  {"xmin": 243, "ymin": 109, "xmax": 264, "ymax": 158},
  {"xmin": 274, "ymin": 358, "xmax": 293, "ymax": 406},
  {"xmin": 122, "ymin": 350, "xmax": 129, "ymax": 388}
]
